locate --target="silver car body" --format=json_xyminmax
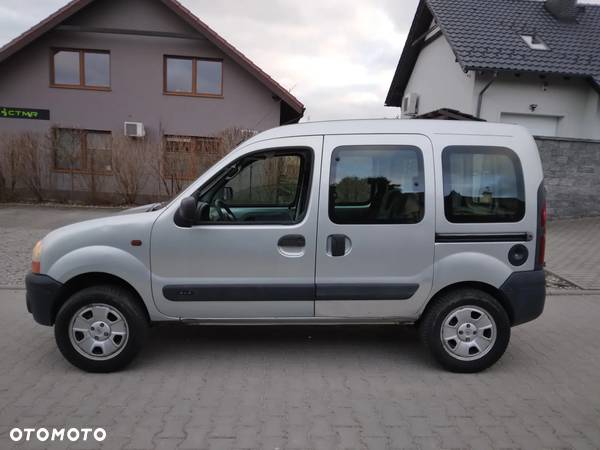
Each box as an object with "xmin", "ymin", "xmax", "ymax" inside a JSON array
[{"xmin": 38, "ymin": 120, "xmax": 544, "ymax": 323}]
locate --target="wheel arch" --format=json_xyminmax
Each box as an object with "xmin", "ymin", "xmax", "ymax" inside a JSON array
[
  {"xmin": 421, "ymin": 281, "xmax": 515, "ymax": 325},
  {"xmin": 54, "ymin": 272, "xmax": 151, "ymax": 325}
]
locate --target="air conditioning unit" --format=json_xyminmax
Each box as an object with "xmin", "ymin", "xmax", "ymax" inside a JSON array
[
  {"xmin": 402, "ymin": 93, "xmax": 419, "ymax": 118},
  {"xmin": 124, "ymin": 122, "xmax": 145, "ymax": 138}
]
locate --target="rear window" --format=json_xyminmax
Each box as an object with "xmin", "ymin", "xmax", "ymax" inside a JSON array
[{"xmin": 442, "ymin": 146, "xmax": 525, "ymax": 223}]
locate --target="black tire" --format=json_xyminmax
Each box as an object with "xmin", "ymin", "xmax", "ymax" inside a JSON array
[
  {"xmin": 419, "ymin": 288, "xmax": 510, "ymax": 373},
  {"xmin": 55, "ymin": 285, "xmax": 148, "ymax": 373}
]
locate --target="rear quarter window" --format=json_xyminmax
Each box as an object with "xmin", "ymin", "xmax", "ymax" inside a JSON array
[{"xmin": 442, "ymin": 146, "xmax": 525, "ymax": 223}]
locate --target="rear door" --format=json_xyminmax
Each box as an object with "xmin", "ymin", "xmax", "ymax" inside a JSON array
[{"xmin": 315, "ymin": 134, "xmax": 435, "ymax": 319}]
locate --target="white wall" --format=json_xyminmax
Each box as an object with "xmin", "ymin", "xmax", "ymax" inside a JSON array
[
  {"xmin": 404, "ymin": 37, "xmax": 600, "ymax": 139},
  {"xmin": 478, "ymin": 72, "xmax": 600, "ymax": 139},
  {"xmin": 404, "ymin": 35, "xmax": 475, "ymax": 116}
]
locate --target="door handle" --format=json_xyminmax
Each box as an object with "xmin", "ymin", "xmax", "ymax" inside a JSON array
[
  {"xmin": 329, "ymin": 234, "xmax": 349, "ymax": 257},
  {"xmin": 278, "ymin": 235, "xmax": 306, "ymax": 248}
]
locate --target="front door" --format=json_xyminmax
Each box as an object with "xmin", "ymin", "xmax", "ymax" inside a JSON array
[
  {"xmin": 150, "ymin": 136, "xmax": 322, "ymax": 319},
  {"xmin": 315, "ymin": 134, "xmax": 435, "ymax": 318}
]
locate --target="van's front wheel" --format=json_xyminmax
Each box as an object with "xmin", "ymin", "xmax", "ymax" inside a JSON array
[
  {"xmin": 420, "ymin": 289, "xmax": 510, "ymax": 373},
  {"xmin": 55, "ymin": 286, "xmax": 148, "ymax": 373}
]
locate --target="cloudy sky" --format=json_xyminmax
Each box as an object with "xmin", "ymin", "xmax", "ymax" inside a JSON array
[
  {"xmin": 0, "ymin": 0, "xmax": 422, "ymax": 121},
  {"xmin": 2, "ymin": 1, "xmax": 599, "ymax": 121}
]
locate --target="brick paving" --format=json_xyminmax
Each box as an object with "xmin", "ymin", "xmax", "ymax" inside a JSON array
[
  {"xmin": 546, "ymin": 217, "xmax": 600, "ymax": 290},
  {"xmin": 0, "ymin": 290, "xmax": 599, "ymax": 449},
  {"xmin": 0, "ymin": 206, "xmax": 117, "ymax": 287}
]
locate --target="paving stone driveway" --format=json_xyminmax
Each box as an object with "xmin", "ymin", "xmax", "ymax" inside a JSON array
[
  {"xmin": 546, "ymin": 217, "xmax": 600, "ymax": 290},
  {"xmin": 0, "ymin": 206, "xmax": 118, "ymax": 288},
  {"xmin": 1, "ymin": 289, "xmax": 600, "ymax": 450}
]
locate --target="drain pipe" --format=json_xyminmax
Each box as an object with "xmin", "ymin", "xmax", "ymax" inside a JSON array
[{"xmin": 476, "ymin": 72, "xmax": 498, "ymax": 119}]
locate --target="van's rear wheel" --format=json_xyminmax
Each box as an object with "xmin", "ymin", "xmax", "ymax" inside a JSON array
[
  {"xmin": 420, "ymin": 288, "xmax": 510, "ymax": 373},
  {"xmin": 55, "ymin": 285, "xmax": 148, "ymax": 373}
]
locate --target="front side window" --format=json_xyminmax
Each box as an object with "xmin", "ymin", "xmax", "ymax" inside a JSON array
[
  {"xmin": 442, "ymin": 146, "xmax": 525, "ymax": 223},
  {"xmin": 198, "ymin": 149, "xmax": 311, "ymax": 224},
  {"xmin": 53, "ymin": 128, "xmax": 112, "ymax": 173},
  {"xmin": 329, "ymin": 145, "xmax": 425, "ymax": 224},
  {"xmin": 52, "ymin": 49, "xmax": 110, "ymax": 89},
  {"xmin": 165, "ymin": 56, "xmax": 223, "ymax": 96}
]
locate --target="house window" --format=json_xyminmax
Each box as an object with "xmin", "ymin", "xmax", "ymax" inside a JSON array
[
  {"xmin": 53, "ymin": 129, "xmax": 112, "ymax": 173},
  {"xmin": 164, "ymin": 56, "xmax": 223, "ymax": 96},
  {"xmin": 162, "ymin": 135, "xmax": 222, "ymax": 180},
  {"xmin": 51, "ymin": 49, "xmax": 110, "ymax": 89}
]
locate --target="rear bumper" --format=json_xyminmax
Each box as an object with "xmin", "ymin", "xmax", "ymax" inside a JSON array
[
  {"xmin": 25, "ymin": 273, "xmax": 63, "ymax": 326},
  {"xmin": 499, "ymin": 269, "xmax": 546, "ymax": 326}
]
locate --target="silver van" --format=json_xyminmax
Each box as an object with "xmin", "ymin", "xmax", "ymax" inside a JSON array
[{"xmin": 26, "ymin": 120, "xmax": 546, "ymax": 373}]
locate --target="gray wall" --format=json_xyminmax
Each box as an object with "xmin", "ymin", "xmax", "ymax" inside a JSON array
[
  {"xmin": 536, "ymin": 137, "xmax": 600, "ymax": 219},
  {"xmin": 0, "ymin": 0, "xmax": 283, "ymax": 137}
]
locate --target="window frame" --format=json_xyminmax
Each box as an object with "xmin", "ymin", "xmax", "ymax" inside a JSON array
[
  {"xmin": 163, "ymin": 55, "xmax": 224, "ymax": 98},
  {"xmin": 162, "ymin": 135, "xmax": 223, "ymax": 181},
  {"xmin": 191, "ymin": 147, "xmax": 314, "ymax": 226},
  {"xmin": 441, "ymin": 145, "xmax": 526, "ymax": 224},
  {"xmin": 328, "ymin": 145, "xmax": 426, "ymax": 225},
  {"xmin": 52, "ymin": 128, "xmax": 112, "ymax": 175},
  {"xmin": 50, "ymin": 48, "xmax": 111, "ymax": 91}
]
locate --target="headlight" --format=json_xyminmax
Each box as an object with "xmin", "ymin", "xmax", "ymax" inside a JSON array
[{"xmin": 32, "ymin": 240, "xmax": 42, "ymax": 274}]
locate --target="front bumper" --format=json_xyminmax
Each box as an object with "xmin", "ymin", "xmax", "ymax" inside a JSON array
[
  {"xmin": 25, "ymin": 273, "xmax": 63, "ymax": 326},
  {"xmin": 499, "ymin": 269, "xmax": 546, "ymax": 326}
]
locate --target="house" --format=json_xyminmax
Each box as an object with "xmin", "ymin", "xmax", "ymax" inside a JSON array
[
  {"xmin": 0, "ymin": 0, "xmax": 304, "ymax": 202},
  {"xmin": 385, "ymin": 0, "xmax": 600, "ymax": 139}
]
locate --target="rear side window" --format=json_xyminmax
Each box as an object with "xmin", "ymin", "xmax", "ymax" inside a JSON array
[
  {"xmin": 442, "ymin": 146, "xmax": 525, "ymax": 223},
  {"xmin": 329, "ymin": 145, "xmax": 425, "ymax": 224}
]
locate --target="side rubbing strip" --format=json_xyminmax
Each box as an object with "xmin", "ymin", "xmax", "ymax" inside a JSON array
[
  {"xmin": 316, "ymin": 284, "xmax": 419, "ymax": 301},
  {"xmin": 163, "ymin": 285, "xmax": 315, "ymax": 302},
  {"xmin": 435, "ymin": 233, "xmax": 532, "ymax": 243}
]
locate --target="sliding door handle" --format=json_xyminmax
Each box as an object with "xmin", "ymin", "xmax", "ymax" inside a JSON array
[{"xmin": 328, "ymin": 234, "xmax": 350, "ymax": 257}]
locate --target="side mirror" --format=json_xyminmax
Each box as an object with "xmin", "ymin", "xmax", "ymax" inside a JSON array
[
  {"xmin": 222, "ymin": 186, "xmax": 233, "ymax": 202},
  {"xmin": 174, "ymin": 196, "xmax": 197, "ymax": 227}
]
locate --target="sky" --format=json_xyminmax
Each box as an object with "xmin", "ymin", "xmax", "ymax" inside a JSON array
[{"xmin": 2, "ymin": 1, "xmax": 600, "ymax": 122}]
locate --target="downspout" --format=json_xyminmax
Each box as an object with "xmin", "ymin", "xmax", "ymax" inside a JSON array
[{"xmin": 476, "ymin": 72, "xmax": 498, "ymax": 119}]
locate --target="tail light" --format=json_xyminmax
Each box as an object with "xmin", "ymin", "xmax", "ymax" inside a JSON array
[
  {"xmin": 536, "ymin": 185, "xmax": 546, "ymax": 269},
  {"xmin": 538, "ymin": 201, "xmax": 546, "ymax": 266}
]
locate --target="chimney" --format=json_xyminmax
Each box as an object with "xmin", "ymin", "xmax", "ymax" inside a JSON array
[{"xmin": 545, "ymin": 0, "xmax": 579, "ymax": 21}]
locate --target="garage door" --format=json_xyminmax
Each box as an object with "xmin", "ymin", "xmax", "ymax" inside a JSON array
[{"xmin": 500, "ymin": 113, "xmax": 559, "ymax": 137}]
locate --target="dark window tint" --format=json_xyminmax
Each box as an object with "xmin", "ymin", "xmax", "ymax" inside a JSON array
[
  {"xmin": 166, "ymin": 57, "xmax": 193, "ymax": 93},
  {"xmin": 442, "ymin": 146, "xmax": 525, "ymax": 223},
  {"xmin": 329, "ymin": 146, "xmax": 425, "ymax": 224}
]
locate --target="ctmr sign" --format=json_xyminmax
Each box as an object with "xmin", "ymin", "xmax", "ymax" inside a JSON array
[{"xmin": 0, "ymin": 106, "xmax": 50, "ymax": 120}]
